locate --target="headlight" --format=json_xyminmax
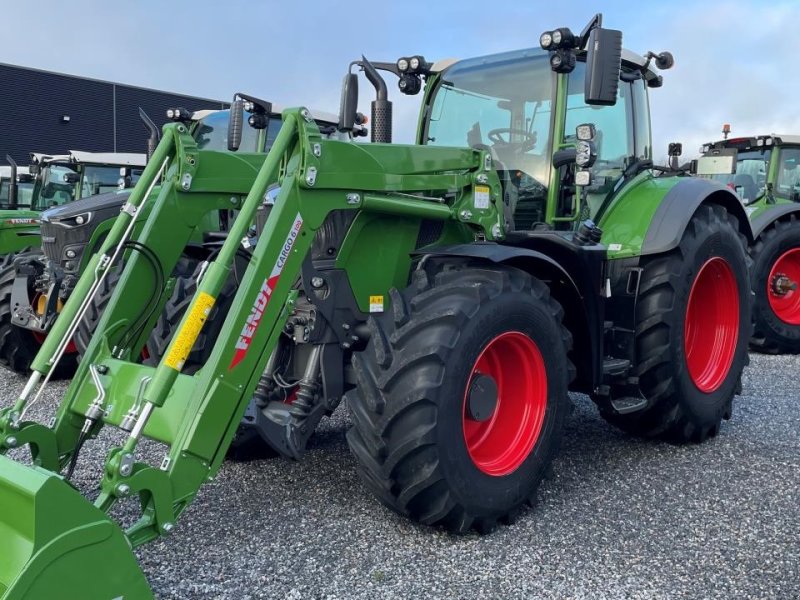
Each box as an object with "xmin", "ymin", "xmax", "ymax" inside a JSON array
[
  {"xmin": 410, "ymin": 56, "xmax": 420, "ymax": 71},
  {"xmin": 539, "ymin": 31, "xmax": 553, "ymax": 50},
  {"xmin": 576, "ymin": 123, "xmax": 596, "ymax": 141},
  {"xmin": 575, "ymin": 141, "xmax": 597, "ymax": 168},
  {"xmin": 397, "ymin": 58, "xmax": 409, "ymax": 72},
  {"xmin": 65, "ymin": 249, "xmax": 76, "ymax": 258},
  {"xmin": 575, "ymin": 170, "xmax": 592, "ymax": 187}
]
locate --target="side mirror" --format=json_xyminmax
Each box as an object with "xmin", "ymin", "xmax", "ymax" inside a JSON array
[
  {"xmin": 62, "ymin": 172, "xmax": 80, "ymax": 184},
  {"xmin": 338, "ymin": 73, "xmax": 359, "ymax": 133},
  {"xmin": 695, "ymin": 148, "xmax": 737, "ymax": 176},
  {"xmin": 668, "ymin": 142, "xmax": 682, "ymax": 170},
  {"xmin": 584, "ymin": 27, "xmax": 622, "ymax": 106},
  {"xmin": 227, "ymin": 98, "xmax": 244, "ymax": 152}
]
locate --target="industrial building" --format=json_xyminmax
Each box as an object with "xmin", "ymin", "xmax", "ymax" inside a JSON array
[{"xmin": 0, "ymin": 62, "xmax": 226, "ymax": 164}]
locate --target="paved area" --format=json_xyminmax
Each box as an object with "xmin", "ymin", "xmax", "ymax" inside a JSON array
[{"xmin": 5, "ymin": 352, "xmax": 798, "ymax": 599}]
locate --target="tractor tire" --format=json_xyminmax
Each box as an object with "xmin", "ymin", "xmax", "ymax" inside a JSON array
[
  {"xmin": 602, "ymin": 204, "xmax": 750, "ymax": 443},
  {"xmin": 74, "ymin": 256, "xmax": 197, "ymax": 360},
  {"xmin": 346, "ymin": 262, "xmax": 572, "ymax": 534},
  {"xmin": 749, "ymin": 215, "xmax": 800, "ymax": 354},
  {"xmin": 0, "ymin": 251, "xmax": 43, "ymax": 374}
]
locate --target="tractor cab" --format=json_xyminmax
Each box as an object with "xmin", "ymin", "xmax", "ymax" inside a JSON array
[
  {"xmin": 0, "ymin": 164, "xmax": 33, "ymax": 208},
  {"xmin": 697, "ymin": 134, "xmax": 800, "ymax": 204},
  {"xmin": 28, "ymin": 150, "xmax": 146, "ymax": 210},
  {"xmin": 341, "ymin": 14, "xmax": 672, "ymax": 239}
]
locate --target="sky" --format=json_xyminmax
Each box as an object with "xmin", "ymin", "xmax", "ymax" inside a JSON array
[{"xmin": 1, "ymin": 0, "xmax": 798, "ymax": 162}]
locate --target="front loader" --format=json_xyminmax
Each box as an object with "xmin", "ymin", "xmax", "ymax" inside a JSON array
[
  {"xmin": 0, "ymin": 99, "xmax": 358, "ymax": 375},
  {"xmin": 0, "ymin": 14, "xmax": 751, "ymax": 598}
]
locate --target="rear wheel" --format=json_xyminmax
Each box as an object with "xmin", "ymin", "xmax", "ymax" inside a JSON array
[
  {"xmin": 602, "ymin": 204, "xmax": 750, "ymax": 442},
  {"xmin": 749, "ymin": 216, "xmax": 800, "ymax": 354},
  {"xmin": 0, "ymin": 252, "xmax": 41, "ymax": 373},
  {"xmin": 346, "ymin": 263, "xmax": 572, "ymax": 533}
]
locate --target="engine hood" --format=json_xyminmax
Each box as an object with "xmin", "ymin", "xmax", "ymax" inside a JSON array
[{"xmin": 40, "ymin": 190, "xmax": 131, "ymax": 223}]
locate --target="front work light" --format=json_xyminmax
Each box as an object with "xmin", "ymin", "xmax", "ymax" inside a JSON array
[
  {"xmin": 576, "ymin": 123, "xmax": 596, "ymax": 141},
  {"xmin": 575, "ymin": 140, "xmax": 597, "ymax": 168}
]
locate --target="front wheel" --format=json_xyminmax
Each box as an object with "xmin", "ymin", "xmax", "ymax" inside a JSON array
[
  {"xmin": 602, "ymin": 204, "xmax": 750, "ymax": 442},
  {"xmin": 749, "ymin": 216, "xmax": 800, "ymax": 354},
  {"xmin": 346, "ymin": 263, "xmax": 572, "ymax": 533}
]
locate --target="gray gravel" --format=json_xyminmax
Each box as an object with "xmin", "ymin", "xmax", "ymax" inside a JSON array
[{"xmin": 3, "ymin": 352, "xmax": 798, "ymax": 599}]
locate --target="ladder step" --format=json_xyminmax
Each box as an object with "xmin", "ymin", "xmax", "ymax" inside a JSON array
[
  {"xmin": 603, "ymin": 358, "xmax": 630, "ymax": 376},
  {"xmin": 610, "ymin": 396, "xmax": 647, "ymax": 414}
]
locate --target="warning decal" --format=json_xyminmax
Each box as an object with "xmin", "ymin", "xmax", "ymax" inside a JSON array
[{"xmin": 165, "ymin": 292, "xmax": 216, "ymax": 371}]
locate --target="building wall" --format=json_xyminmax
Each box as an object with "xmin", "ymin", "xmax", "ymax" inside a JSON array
[{"xmin": 0, "ymin": 63, "xmax": 226, "ymax": 164}]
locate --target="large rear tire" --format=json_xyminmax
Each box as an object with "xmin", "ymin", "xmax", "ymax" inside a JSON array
[
  {"xmin": 602, "ymin": 204, "xmax": 750, "ymax": 442},
  {"xmin": 346, "ymin": 263, "xmax": 572, "ymax": 533},
  {"xmin": 0, "ymin": 251, "xmax": 43, "ymax": 373},
  {"xmin": 749, "ymin": 216, "xmax": 800, "ymax": 354}
]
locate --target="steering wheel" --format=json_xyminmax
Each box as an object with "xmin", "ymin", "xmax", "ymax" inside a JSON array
[{"xmin": 487, "ymin": 128, "xmax": 537, "ymax": 152}]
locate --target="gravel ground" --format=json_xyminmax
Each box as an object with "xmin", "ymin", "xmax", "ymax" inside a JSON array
[{"xmin": 3, "ymin": 352, "xmax": 798, "ymax": 599}]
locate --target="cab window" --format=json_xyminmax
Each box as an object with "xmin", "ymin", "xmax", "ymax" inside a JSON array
[{"xmin": 776, "ymin": 147, "xmax": 800, "ymax": 199}]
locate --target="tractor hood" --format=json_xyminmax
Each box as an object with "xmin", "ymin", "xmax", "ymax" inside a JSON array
[{"xmin": 40, "ymin": 190, "xmax": 131, "ymax": 224}]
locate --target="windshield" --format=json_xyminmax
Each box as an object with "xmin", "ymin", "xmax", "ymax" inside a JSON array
[
  {"xmin": 80, "ymin": 164, "xmax": 141, "ymax": 198},
  {"xmin": 426, "ymin": 49, "xmax": 554, "ymax": 228},
  {"xmin": 705, "ymin": 149, "xmax": 770, "ymax": 204},
  {"xmin": 0, "ymin": 180, "xmax": 34, "ymax": 208},
  {"xmin": 194, "ymin": 110, "xmax": 278, "ymax": 152},
  {"xmin": 33, "ymin": 164, "xmax": 79, "ymax": 209}
]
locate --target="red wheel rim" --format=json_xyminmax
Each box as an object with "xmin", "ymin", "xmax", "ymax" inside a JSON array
[
  {"xmin": 462, "ymin": 331, "xmax": 547, "ymax": 476},
  {"xmin": 684, "ymin": 257, "xmax": 739, "ymax": 393},
  {"xmin": 767, "ymin": 248, "xmax": 800, "ymax": 325}
]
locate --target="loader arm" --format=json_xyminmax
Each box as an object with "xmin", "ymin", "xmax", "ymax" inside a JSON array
[{"xmin": 0, "ymin": 108, "xmax": 501, "ymax": 598}]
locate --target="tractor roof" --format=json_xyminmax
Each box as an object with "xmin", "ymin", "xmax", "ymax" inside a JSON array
[
  {"xmin": 29, "ymin": 151, "xmax": 147, "ymax": 167},
  {"xmin": 706, "ymin": 134, "xmax": 800, "ymax": 148},
  {"xmin": 0, "ymin": 165, "xmax": 30, "ymax": 177},
  {"xmin": 431, "ymin": 48, "xmax": 661, "ymax": 84}
]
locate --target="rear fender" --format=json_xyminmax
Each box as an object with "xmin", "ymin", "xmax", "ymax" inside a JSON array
[
  {"xmin": 750, "ymin": 203, "xmax": 800, "ymax": 239},
  {"xmin": 642, "ymin": 179, "xmax": 754, "ymax": 256}
]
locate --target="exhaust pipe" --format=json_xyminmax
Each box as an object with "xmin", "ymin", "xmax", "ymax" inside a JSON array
[
  {"xmin": 139, "ymin": 108, "xmax": 160, "ymax": 162},
  {"xmin": 6, "ymin": 154, "xmax": 18, "ymax": 210}
]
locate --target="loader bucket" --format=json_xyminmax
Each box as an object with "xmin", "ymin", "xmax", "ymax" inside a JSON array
[{"xmin": 0, "ymin": 455, "xmax": 153, "ymax": 600}]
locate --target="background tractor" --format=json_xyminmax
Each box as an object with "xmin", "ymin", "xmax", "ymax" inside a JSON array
[
  {"xmin": 695, "ymin": 134, "xmax": 800, "ymax": 353},
  {"xmin": 0, "ymin": 100, "xmax": 359, "ymax": 375},
  {"xmin": 0, "ymin": 14, "xmax": 752, "ymax": 599}
]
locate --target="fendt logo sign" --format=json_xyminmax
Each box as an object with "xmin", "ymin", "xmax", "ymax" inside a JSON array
[{"xmin": 229, "ymin": 213, "xmax": 303, "ymax": 370}]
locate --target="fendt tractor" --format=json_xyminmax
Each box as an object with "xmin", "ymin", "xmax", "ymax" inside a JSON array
[
  {"xmin": 0, "ymin": 150, "xmax": 146, "ymax": 255},
  {"xmin": 694, "ymin": 133, "xmax": 800, "ymax": 353},
  {"xmin": 0, "ymin": 99, "xmax": 359, "ymax": 375},
  {"xmin": 0, "ymin": 15, "xmax": 753, "ymax": 599}
]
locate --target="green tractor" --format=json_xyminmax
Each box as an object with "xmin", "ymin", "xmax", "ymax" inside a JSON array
[
  {"xmin": 0, "ymin": 99, "xmax": 354, "ymax": 373},
  {"xmin": 694, "ymin": 133, "xmax": 800, "ymax": 353},
  {"xmin": 0, "ymin": 15, "xmax": 752, "ymax": 598}
]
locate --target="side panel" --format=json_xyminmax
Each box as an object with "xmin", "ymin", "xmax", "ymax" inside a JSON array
[{"xmin": 600, "ymin": 175, "xmax": 753, "ymax": 259}]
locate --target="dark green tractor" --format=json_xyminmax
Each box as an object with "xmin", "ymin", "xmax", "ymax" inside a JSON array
[
  {"xmin": 0, "ymin": 15, "xmax": 752, "ymax": 599},
  {"xmin": 695, "ymin": 134, "xmax": 800, "ymax": 353},
  {"xmin": 0, "ymin": 99, "xmax": 358, "ymax": 374}
]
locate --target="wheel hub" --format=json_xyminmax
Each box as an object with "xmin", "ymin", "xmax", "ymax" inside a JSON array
[
  {"xmin": 466, "ymin": 373, "xmax": 498, "ymax": 422},
  {"xmin": 767, "ymin": 248, "xmax": 800, "ymax": 325},
  {"xmin": 462, "ymin": 331, "xmax": 547, "ymax": 476},
  {"xmin": 770, "ymin": 272, "xmax": 798, "ymax": 297}
]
